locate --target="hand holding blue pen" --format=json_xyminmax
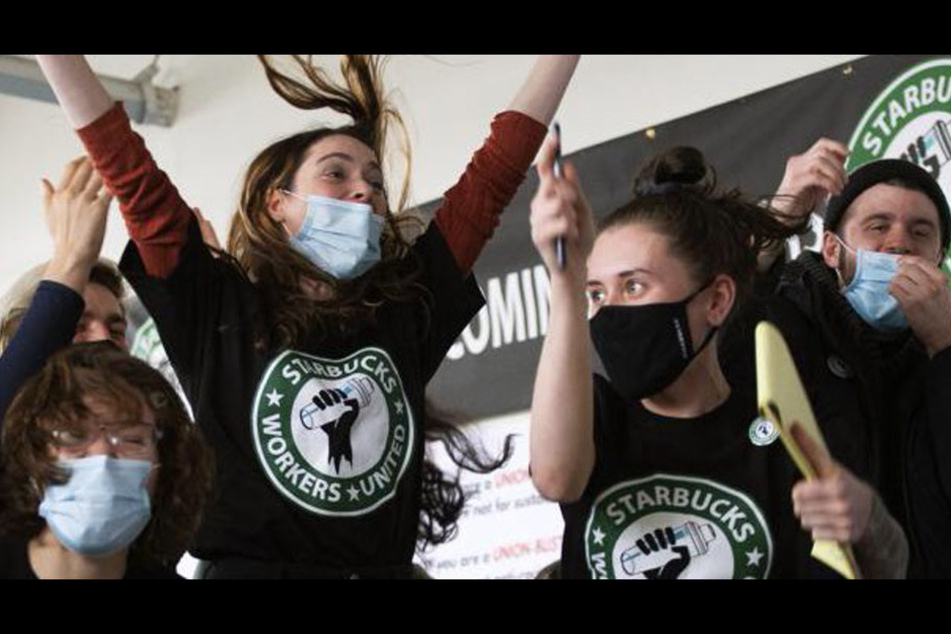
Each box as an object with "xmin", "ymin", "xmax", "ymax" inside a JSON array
[{"xmin": 552, "ymin": 122, "xmax": 566, "ymax": 270}]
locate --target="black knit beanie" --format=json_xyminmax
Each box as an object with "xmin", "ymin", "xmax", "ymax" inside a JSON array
[{"xmin": 825, "ymin": 159, "xmax": 950, "ymax": 251}]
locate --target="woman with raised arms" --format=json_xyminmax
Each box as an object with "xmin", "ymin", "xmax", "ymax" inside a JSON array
[{"xmin": 37, "ymin": 54, "xmax": 578, "ymax": 579}]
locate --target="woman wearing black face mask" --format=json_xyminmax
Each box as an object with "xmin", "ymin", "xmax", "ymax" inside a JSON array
[{"xmin": 527, "ymin": 139, "xmax": 908, "ymax": 579}]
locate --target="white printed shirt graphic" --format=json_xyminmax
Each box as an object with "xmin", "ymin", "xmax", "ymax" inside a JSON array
[
  {"xmin": 584, "ymin": 474, "xmax": 773, "ymax": 579},
  {"xmin": 252, "ymin": 347, "xmax": 415, "ymax": 517}
]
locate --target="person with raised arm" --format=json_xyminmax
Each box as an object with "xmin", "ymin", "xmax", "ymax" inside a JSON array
[
  {"xmin": 37, "ymin": 54, "xmax": 579, "ymax": 578},
  {"xmin": 752, "ymin": 138, "xmax": 951, "ymax": 578},
  {"xmin": 0, "ymin": 157, "xmax": 126, "ymax": 421},
  {"xmin": 528, "ymin": 139, "xmax": 907, "ymax": 579}
]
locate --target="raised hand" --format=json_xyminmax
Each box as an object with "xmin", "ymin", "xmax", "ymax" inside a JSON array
[
  {"xmin": 42, "ymin": 156, "xmax": 114, "ymax": 293},
  {"xmin": 774, "ymin": 138, "xmax": 849, "ymax": 220},
  {"xmin": 530, "ymin": 131, "xmax": 594, "ymax": 283},
  {"xmin": 528, "ymin": 131, "xmax": 596, "ymax": 504},
  {"xmin": 891, "ymin": 255, "xmax": 951, "ymax": 357}
]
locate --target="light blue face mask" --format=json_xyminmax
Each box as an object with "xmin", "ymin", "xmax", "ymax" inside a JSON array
[
  {"xmin": 283, "ymin": 191, "xmax": 385, "ymax": 280},
  {"xmin": 835, "ymin": 236, "xmax": 908, "ymax": 331},
  {"xmin": 38, "ymin": 455, "xmax": 153, "ymax": 557}
]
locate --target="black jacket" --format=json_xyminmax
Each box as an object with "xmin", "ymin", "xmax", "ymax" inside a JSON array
[{"xmin": 723, "ymin": 251, "xmax": 951, "ymax": 578}]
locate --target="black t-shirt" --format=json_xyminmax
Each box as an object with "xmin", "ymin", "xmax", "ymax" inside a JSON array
[
  {"xmin": 0, "ymin": 535, "xmax": 180, "ymax": 579},
  {"xmin": 119, "ymin": 220, "xmax": 484, "ymax": 572},
  {"xmin": 560, "ymin": 374, "xmax": 820, "ymax": 579},
  {"xmin": 767, "ymin": 286, "xmax": 951, "ymax": 578},
  {"xmin": 724, "ymin": 254, "xmax": 951, "ymax": 577}
]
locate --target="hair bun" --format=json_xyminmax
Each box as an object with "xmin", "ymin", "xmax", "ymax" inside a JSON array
[{"xmin": 633, "ymin": 146, "xmax": 714, "ymax": 197}]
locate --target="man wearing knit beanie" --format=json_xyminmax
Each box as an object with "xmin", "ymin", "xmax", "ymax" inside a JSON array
[
  {"xmin": 759, "ymin": 138, "xmax": 951, "ymax": 579},
  {"xmin": 821, "ymin": 157, "xmax": 951, "ymax": 357}
]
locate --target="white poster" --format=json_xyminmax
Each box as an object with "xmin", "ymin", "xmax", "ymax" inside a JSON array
[{"xmin": 416, "ymin": 412, "xmax": 564, "ymax": 579}]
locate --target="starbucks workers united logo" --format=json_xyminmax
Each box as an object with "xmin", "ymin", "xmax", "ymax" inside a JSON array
[
  {"xmin": 585, "ymin": 474, "xmax": 773, "ymax": 579},
  {"xmin": 790, "ymin": 59, "xmax": 951, "ymax": 262},
  {"xmin": 252, "ymin": 347, "xmax": 414, "ymax": 516},
  {"xmin": 847, "ymin": 58, "xmax": 951, "ymax": 269}
]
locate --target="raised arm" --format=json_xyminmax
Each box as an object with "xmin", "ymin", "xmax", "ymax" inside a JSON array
[
  {"xmin": 0, "ymin": 157, "xmax": 111, "ymax": 420},
  {"xmin": 41, "ymin": 157, "xmax": 113, "ymax": 292},
  {"xmin": 36, "ymin": 55, "xmax": 192, "ymax": 278},
  {"xmin": 757, "ymin": 138, "xmax": 848, "ymax": 273},
  {"xmin": 508, "ymin": 55, "xmax": 580, "ymax": 126},
  {"xmin": 528, "ymin": 133, "xmax": 596, "ymax": 502},
  {"xmin": 434, "ymin": 55, "xmax": 580, "ymax": 275},
  {"xmin": 35, "ymin": 56, "xmax": 113, "ymax": 129}
]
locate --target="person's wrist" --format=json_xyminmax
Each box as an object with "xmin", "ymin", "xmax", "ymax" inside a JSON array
[
  {"xmin": 52, "ymin": 246, "xmax": 95, "ymax": 270},
  {"xmin": 776, "ymin": 198, "xmax": 808, "ymax": 219},
  {"xmin": 925, "ymin": 333, "xmax": 951, "ymax": 358},
  {"xmin": 549, "ymin": 272, "xmax": 587, "ymax": 313},
  {"xmin": 46, "ymin": 250, "xmax": 94, "ymax": 285},
  {"xmin": 551, "ymin": 264, "xmax": 587, "ymax": 294}
]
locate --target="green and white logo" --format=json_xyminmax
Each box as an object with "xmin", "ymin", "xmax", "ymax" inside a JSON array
[
  {"xmin": 252, "ymin": 347, "xmax": 414, "ymax": 517},
  {"xmin": 129, "ymin": 316, "xmax": 192, "ymax": 419},
  {"xmin": 749, "ymin": 417, "xmax": 779, "ymax": 447},
  {"xmin": 584, "ymin": 474, "xmax": 772, "ymax": 579},
  {"xmin": 847, "ymin": 58, "xmax": 951, "ymax": 269}
]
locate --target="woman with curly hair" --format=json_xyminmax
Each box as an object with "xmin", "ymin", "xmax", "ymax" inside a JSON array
[
  {"xmin": 0, "ymin": 342, "xmax": 213, "ymax": 579},
  {"xmin": 37, "ymin": 54, "xmax": 578, "ymax": 578}
]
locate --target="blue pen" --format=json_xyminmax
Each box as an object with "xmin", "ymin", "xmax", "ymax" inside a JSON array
[{"xmin": 552, "ymin": 122, "xmax": 566, "ymax": 270}]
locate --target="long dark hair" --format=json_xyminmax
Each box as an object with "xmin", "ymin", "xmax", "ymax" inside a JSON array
[
  {"xmin": 417, "ymin": 404, "xmax": 515, "ymax": 551},
  {"xmin": 599, "ymin": 146, "xmax": 805, "ymax": 308},
  {"xmin": 227, "ymin": 55, "xmax": 427, "ymax": 348}
]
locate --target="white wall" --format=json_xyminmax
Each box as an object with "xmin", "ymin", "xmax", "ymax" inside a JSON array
[{"xmin": 0, "ymin": 55, "xmax": 861, "ymax": 295}]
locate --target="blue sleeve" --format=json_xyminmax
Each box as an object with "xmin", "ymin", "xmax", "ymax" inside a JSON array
[{"xmin": 0, "ymin": 281, "xmax": 84, "ymax": 421}]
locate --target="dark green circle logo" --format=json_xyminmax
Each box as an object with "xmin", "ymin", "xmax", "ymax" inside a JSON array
[
  {"xmin": 252, "ymin": 347, "xmax": 414, "ymax": 516},
  {"xmin": 584, "ymin": 474, "xmax": 772, "ymax": 579},
  {"xmin": 847, "ymin": 58, "xmax": 951, "ymax": 271}
]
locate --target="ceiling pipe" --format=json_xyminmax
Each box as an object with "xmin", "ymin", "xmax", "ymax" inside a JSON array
[{"xmin": 0, "ymin": 55, "xmax": 178, "ymax": 127}]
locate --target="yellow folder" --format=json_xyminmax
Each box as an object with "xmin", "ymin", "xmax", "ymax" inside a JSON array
[{"xmin": 755, "ymin": 321, "xmax": 861, "ymax": 580}]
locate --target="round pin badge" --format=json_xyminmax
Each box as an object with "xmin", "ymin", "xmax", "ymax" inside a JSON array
[
  {"xmin": 749, "ymin": 416, "xmax": 779, "ymax": 447},
  {"xmin": 827, "ymin": 355, "xmax": 853, "ymax": 379}
]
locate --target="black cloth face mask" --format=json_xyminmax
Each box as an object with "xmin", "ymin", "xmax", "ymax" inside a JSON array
[{"xmin": 589, "ymin": 283, "xmax": 717, "ymax": 403}]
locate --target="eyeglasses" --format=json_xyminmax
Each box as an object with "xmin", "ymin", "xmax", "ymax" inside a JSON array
[{"xmin": 50, "ymin": 423, "xmax": 163, "ymax": 460}]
